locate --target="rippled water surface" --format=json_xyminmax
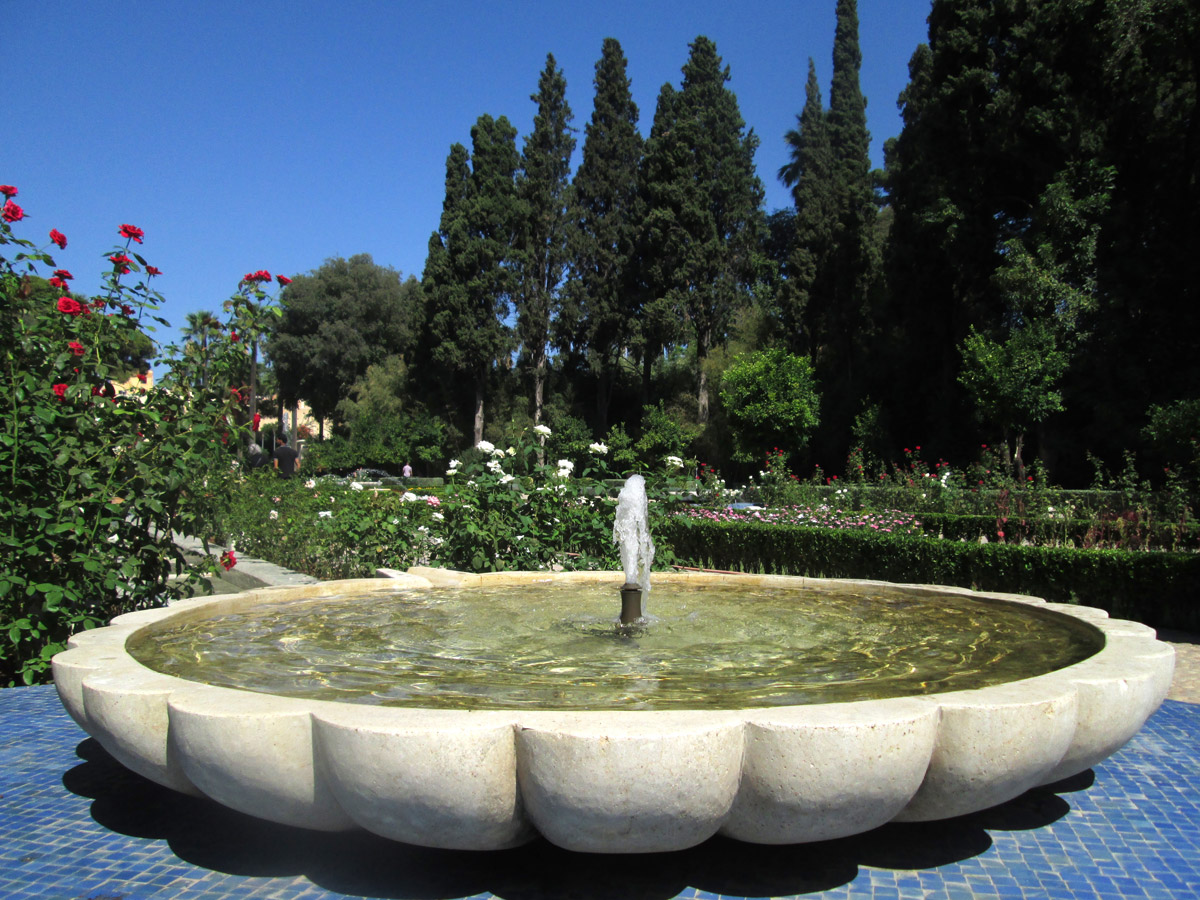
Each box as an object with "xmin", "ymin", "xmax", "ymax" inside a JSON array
[{"xmin": 128, "ymin": 582, "xmax": 1103, "ymax": 710}]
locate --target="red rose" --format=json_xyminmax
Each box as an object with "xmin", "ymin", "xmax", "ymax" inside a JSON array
[
  {"xmin": 120, "ymin": 304, "xmax": 135, "ymax": 316},
  {"xmin": 56, "ymin": 296, "xmax": 84, "ymax": 316},
  {"xmin": 119, "ymin": 224, "xmax": 144, "ymax": 243},
  {"xmin": 68, "ymin": 341, "xmax": 85, "ymax": 356},
  {"xmin": 276, "ymin": 275, "xmax": 291, "ymax": 285},
  {"xmin": 52, "ymin": 383, "xmax": 68, "ymax": 400},
  {"xmin": 0, "ymin": 185, "xmax": 16, "ymax": 198},
  {"xmin": 230, "ymin": 331, "xmax": 239, "ymax": 343},
  {"xmin": 2, "ymin": 200, "xmax": 24, "ymax": 223},
  {"xmin": 109, "ymin": 254, "xmax": 132, "ymax": 273},
  {"xmin": 220, "ymin": 550, "xmax": 237, "ymax": 571},
  {"xmin": 49, "ymin": 277, "xmax": 67, "ymax": 289},
  {"xmin": 53, "ymin": 269, "xmax": 74, "ymax": 281},
  {"xmin": 49, "ymin": 228, "xmax": 67, "ymax": 249},
  {"xmin": 136, "ymin": 372, "xmax": 148, "ymax": 383},
  {"xmin": 145, "ymin": 265, "xmax": 162, "ymax": 277}
]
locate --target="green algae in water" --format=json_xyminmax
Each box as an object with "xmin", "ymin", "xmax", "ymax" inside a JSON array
[{"xmin": 127, "ymin": 583, "xmax": 1103, "ymax": 711}]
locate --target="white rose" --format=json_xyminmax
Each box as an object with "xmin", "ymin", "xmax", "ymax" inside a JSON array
[
  {"xmin": 350, "ymin": 481, "xmax": 364, "ymax": 491},
  {"xmin": 491, "ymin": 446, "xmax": 507, "ymax": 459},
  {"xmin": 533, "ymin": 424, "xmax": 551, "ymax": 436},
  {"xmin": 269, "ymin": 510, "xmax": 278, "ymax": 520},
  {"xmin": 476, "ymin": 440, "xmax": 495, "ymax": 454},
  {"xmin": 448, "ymin": 458, "xmax": 460, "ymax": 470},
  {"xmin": 487, "ymin": 459, "xmax": 503, "ymax": 473},
  {"xmin": 499, "ymin": 473, "xmax": 515, "ymax": 484},
  {"xmin": 304, "ymin": 479, "xmax": 316, "ymax": 489},
  {"xmin": 318, "ymin": 511, "xmax": 332, "ymax": 518},
  {"xmin": 588, "ymin": 442, "xmax": 608, "ymax": 455}
]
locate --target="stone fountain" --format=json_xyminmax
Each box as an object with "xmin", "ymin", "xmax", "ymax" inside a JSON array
[{"xmin": 52, "ymin": 478, "xmax": 1174, "ymax": 854}]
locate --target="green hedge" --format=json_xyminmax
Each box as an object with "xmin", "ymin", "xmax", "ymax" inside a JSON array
[
  {"xmin": 658, "ymin": 518, "xmax": 1200, "ymax": 631},
  {"xmin": 916, "ymin": 512, "xmax": 1200, "ymax": 551}
]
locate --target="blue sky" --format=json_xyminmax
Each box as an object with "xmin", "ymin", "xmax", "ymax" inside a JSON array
[{"xmin": 7, "ymin": 0, "xmax": 931, "ymax": 369}]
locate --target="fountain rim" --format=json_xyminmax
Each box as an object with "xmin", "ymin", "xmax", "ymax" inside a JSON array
[{"xmin": 52, "ymin": 568, "xmax": 1174, "ymax": 853}]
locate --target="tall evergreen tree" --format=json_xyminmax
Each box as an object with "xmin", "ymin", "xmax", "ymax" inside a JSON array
[
  {"xmin": 567, "ymin": 37, "xmax": 644, "ymax": 432},
  {"xmin": 422, "ymin": 116, "xmax": 521, "ymax": 444},
  {"xmin": 883, "ymin": 0, "xmax": 1197, "ymax": 476},
  {"xmin": 638, "ymin": 36, "xmax": 764, "ymax": 424},
  {"xmin": 821, "ymin": 0, "xmax": 882, "ymax": 449},
  {"xmin": 515, "ymin": 54, "xmax": 575, "ymax": 434},
  {"xmin": 777, "ymin": 58, "xmax": 836, "ymax": 357}
]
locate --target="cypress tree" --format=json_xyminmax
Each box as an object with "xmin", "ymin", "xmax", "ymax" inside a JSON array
[
  {"xmin": 568, "ymin": 37, "xmax": 644, "ymax": 432},
  {"xmin": 422, "ymin": 116, "xmax": 520, "ymax": 444},
  {"xmin": 777, "ymin": 58, "xmax": 836, "ymax": 358},
  {"xmin": 639, "ymin": 36, "xmax": 764, "ymax": 424},
  {"xmin": 515, "ymin": 54, "xmax": 575, "ymax": 434},
  {"xmin": 822, "ymin": 0, "xmax": 881, "ymax": 450}
]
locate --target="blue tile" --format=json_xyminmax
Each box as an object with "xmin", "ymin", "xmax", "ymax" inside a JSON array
[{"xmin": 2, "ymin": 685, "xmax": 1199, "ymax": 899}]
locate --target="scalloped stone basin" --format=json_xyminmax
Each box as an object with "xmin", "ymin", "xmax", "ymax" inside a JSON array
[{"xmin": 52, "ymin": 569, "xmax": 1174, "ymax": 853}]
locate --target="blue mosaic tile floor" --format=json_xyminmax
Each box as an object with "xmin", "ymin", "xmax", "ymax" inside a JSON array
[{"xmin": 1, "ymin": 685, "xmax": 1197, "ymax": 900}]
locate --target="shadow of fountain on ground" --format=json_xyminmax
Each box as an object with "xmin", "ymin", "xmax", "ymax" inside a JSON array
[{"xmin": 63, "ymin": 738, "xmax": 1083, "ymax": 900}]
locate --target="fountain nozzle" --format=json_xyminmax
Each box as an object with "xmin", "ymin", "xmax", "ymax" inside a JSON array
[{"xmin": 619, "ymin": 583, "xmax": 643, "ymax": 625}]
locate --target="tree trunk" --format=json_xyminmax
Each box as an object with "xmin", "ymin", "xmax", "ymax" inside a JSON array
[
  {"xmin": 533, "ymin": 354, "xmax": 546, "ymax": 466},
  {"xmin": 473, "ymin": 370, "xmax": 486, "ymax": 446},
  {"xmin": 249, "ymin": 338, "xmax": 259, "ymax": 437},
  {"xmin": 595, "ymin": 366, "xmax": 613, "ymax": 436},
  {"xmin": 696, "ymin": 337, "xmax": 710, "ymax": 425},
  {"xmin": 641, "ymin": 345, "xmax": 655, "ymax": 407}
]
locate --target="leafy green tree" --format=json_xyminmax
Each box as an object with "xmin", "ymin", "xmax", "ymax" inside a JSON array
[
  {"xmin": 329, "ymin": 355, "xmax": 448, "ymax": 470},
  {"xmin": 958, "ymin": 322, "xmax": 1067, "ymax": 477},
  {"xmin": 515, "ymin": 54, "xmax": 575, "ymax": 436},
  {"xmin": 423, "ymin": 115, "xmax": 521, "ymax": 445},
  {"xmin": 720, "ymin": 348, "xmax": 820, "ymax": 463},
  {"xmin": 881, "ymin": 0, "xmax": 1198, "ymax": 476},
  {"xmin": 567, "ymin": 37, "xmax": 645, "ymax": 431},
  {"xmin": 269, "ymin": 255, "xmax": 421, "ymax": 433},
  {"xmin": 639, "ymin": 36, "xmax": 764, "ymax": 424}
]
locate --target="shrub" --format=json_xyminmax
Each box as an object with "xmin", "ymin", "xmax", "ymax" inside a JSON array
[
  {"xmin": 1, "ymin": 190, "xmax": 254, "ymax": 684},
  {"xmin": 659, "ymin": 518, "xmax": 1200, "ymax": 630}
]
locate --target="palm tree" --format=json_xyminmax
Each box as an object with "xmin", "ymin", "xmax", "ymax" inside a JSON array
[{"xmin": 181, "ymin": 310, "xmax": 222, "ymax": 388}]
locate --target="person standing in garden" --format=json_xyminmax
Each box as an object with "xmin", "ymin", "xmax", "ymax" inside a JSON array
[
  {"xmin": 403, "ymin": 461, "xmax": 413, "ymax": 478},
  {"xmin": 273, "ymin": 434, "xmax": 300, "ymax": 478}
]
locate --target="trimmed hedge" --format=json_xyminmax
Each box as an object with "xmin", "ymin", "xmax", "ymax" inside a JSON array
[
  {"xmin": 916, "ymin": 512, "xmax": 1200, "ymax": 551},
  {"xmin": 658, "ymin": 518, "xmax": 1200, "ymax": 631}
]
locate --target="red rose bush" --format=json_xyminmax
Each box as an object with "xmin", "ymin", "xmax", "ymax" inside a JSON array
[{"xmin": 0, "ymin": 187, "xmax": 260, "ymax": 685}]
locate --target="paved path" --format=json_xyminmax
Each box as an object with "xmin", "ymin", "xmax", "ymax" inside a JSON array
[
  {"xmin": 3, "ymin": 686, "xmax": 1197, "ymax": 899},
  {"xmin": 1160, "ymin": 629, "xmax": 1200, "ymax": 704}
]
